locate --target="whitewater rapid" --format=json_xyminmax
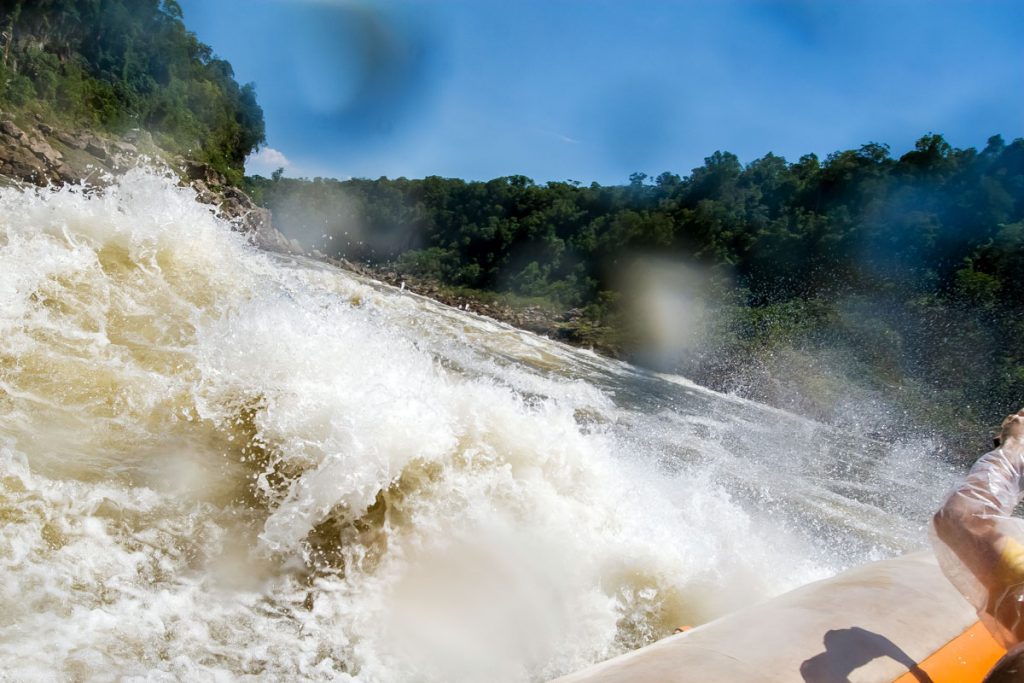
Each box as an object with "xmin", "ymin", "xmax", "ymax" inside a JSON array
[{"xmin": 0, "ymin": 170, "xmax": 959, "ymax": 681}]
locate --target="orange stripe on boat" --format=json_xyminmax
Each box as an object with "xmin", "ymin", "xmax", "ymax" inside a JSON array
[{"xmin": 893, "ymin": 621, "xmax": 1006, "ymax": 683}]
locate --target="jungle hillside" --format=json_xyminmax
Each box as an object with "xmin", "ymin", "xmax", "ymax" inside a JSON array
[{"xmin": 0, "ymin": 0, "xmax": 264, "ymax": 182}]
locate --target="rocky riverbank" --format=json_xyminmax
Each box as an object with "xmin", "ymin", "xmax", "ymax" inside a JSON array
[
  {"xmin": 0, "ymin": 111, "xmax": 298, "ymax": 253},
  {"xmin": 325, "ymin": 255, "xmax": 627, "ymax": 356}
]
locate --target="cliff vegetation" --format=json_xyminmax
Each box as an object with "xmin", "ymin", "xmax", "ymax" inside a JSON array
[{"xmin": 0, "ymin": 0, "xmax": 264, "ymax": 182}]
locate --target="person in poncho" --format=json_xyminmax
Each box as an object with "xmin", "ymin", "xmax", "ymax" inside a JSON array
[{"xmin": 933, "ymin": 409, "xmax": 1024, "ymax": 681}]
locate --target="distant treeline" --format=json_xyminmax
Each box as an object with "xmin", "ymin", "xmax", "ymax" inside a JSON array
[
  {"xmin": 0, "ymin": 0, "xmax": 264, "ymax": 180},
  {"xmin": 248, "ymin": 135, "xmax": 1024, "ymax": 450}
]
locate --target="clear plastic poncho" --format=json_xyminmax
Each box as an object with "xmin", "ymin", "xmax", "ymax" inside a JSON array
[{"xmin": 932, "ymin": 446, "xmax": 1024, "ymax": 647}]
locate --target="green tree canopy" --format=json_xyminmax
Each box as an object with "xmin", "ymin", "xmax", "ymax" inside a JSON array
[{"xmin": 0, "ymin": 0, "xmax": 265, "ymax": 179}]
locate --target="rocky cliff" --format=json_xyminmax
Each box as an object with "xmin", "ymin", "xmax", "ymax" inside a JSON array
[{"xmin": 0, "ymin": 111, "xmax": 298, "ymax": 253}]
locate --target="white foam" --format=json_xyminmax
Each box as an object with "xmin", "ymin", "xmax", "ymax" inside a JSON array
[{"xmin": 0, "ymin": 170, "xmax": 942, "ymax": 681}]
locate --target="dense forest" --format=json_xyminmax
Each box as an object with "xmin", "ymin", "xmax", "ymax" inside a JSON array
[
  {"xmin": 248, "ymin": 135, "xmax": 1024, "ymax": 452},
  {"xmin": 0, "ymin": 0, "xmax": 264, "ymax": 180}
]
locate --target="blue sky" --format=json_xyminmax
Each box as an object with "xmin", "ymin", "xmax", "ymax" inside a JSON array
[{"xmin": 179, "ymin": 0, "xmax": 1024, "ymax": 185}]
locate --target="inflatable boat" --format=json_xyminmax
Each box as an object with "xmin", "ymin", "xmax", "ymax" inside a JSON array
[{"xmin": 554, "ymin": 552, "xmax": 1006, "ymax": 683}]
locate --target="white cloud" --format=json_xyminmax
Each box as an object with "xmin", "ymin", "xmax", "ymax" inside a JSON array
[
  {"xmin": 533, "ymin": 127, "xmax": 581, "ymax": 145},
  {"xmin": 245, "ymin": 147, "xmax": 292, "ymax": 176}
]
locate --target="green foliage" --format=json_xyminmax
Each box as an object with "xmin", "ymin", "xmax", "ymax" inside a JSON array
[
  {"xmin": 396, "ymin": 248, "xmax": 460, "ymax": 283},
  {"xmin": 0, "ymin": 0, "xmax": 265, "ymax": 178},
  {"xmin": 954, "ymin": 267, "xmax": 1001, "ymax": 308}
]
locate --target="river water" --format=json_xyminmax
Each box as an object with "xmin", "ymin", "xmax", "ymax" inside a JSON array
[{"xmin": 0, "ymin": 170, "xmax": 960, "ymax": 681}]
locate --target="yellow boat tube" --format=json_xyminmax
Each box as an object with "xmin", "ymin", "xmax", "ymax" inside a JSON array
[{"xmin": 554, "ymin": 552, "xmax": 1005, "ymax": 683}]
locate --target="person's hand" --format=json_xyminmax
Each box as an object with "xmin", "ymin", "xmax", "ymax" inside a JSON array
[
  {"xmin": 997, "ymin": 410, "xmax": 1024, "ymax": 450},
  {"xmin": 995, "ymin": 537, "xmax": 1024, "ymax": 583}
]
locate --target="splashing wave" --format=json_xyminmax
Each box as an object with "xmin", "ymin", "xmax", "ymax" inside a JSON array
[{"xmin": 0, "ymin": 170, "xmax": 950, "ymax": 681}]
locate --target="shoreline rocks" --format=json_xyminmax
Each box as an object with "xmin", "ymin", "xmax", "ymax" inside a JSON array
[
  {"xmin": 0, "ymin": 113, "xmax": 299, "ymax": 253},
  {"xmin": 329, "ymin": 256, "xmax": 613, "ymax": 353}
]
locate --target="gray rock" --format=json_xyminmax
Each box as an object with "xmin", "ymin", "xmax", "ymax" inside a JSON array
[
  {"xmin": 110, "ymin": 140, "xmax": 138, "ymax": 155},
  {"xmin": 56, "ymin": 130, "xmax": 87, "ymax": 149},
  {"xmin": 84, "ymin": 139, "xmax": 108, "ymax": 160},
  {"xmin": 27, "ymin": 136, "xmax": 62, "ymax": 165},
  {"xmin": 0, "ymin": 143, "xmax": 48, "ymax": 183},
  {"xmin": 123, "ymin": 129, "xmax": 153, "ymax": 147},
  {"xmin": 56, "ymin": 164, "xmax": 83, "ymax": 184},
  {"xmin": 221, "ymin": 185, "xmax": 248, "ymax": 203},
  {"xmin": 191, "ymin": 179, "xmax": 218, "ymax": 204},
  {"xmin": 183, "ymin": 160, "xmax": 214, "ymax": 183},
  {"xmin": 246, "ymin": 207, "xmax": 300, "ymax": 252},
  {"xmin": 0, "ymin": 120, "xmax": 26, "ymax": 141}
]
